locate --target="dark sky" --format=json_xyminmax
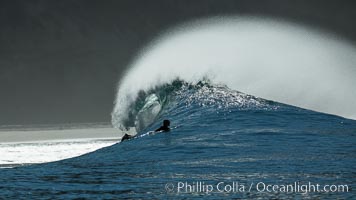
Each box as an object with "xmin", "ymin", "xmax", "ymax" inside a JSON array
[{"xmin": 0, "ymin": 0, "xmax": 355, "ymax": 125}]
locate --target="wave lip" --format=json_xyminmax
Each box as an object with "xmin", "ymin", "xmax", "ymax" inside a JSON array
[
  {"xmin": 112, "ymin": 16, "xmax": 356, "ymax": 127},
  {"xmin": 112, "ymin": 79, "xmax": 275, "ymax": 133}
]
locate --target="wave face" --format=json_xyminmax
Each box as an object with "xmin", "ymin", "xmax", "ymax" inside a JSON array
[
  {"xmin": 112, "ymin": 17, "xmax": 356, "ymax": 129},
  {"xmin": 112, "ymin": 78, "xmax": 272, "ymax": 133},
  {"xmin": 1, "ymin": 81, "xmax": 355, "ymax": 199}
]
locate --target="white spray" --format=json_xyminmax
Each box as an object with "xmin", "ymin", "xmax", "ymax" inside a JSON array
[{"xmin": 112, "ymin": 16, "xmax": 356, "ymax": 128}]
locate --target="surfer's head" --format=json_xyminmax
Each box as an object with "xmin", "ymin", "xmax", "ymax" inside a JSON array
[{"xmin": 163, "ymin": 120, "xmax": 170, "ymax": 127}]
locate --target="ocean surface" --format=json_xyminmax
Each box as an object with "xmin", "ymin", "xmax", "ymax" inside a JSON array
[
  {"xmin": 0, "ymin": 80, "xmax": 355, "ymax": 199},
  {"xmin": 0, "ymin": 138, "xmax": 118, "ymax": 168}
]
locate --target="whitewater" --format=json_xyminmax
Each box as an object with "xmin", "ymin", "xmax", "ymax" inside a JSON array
[
  {"xmin": 112, "ymin": 16, "xmax": 356, "ymax": 130},
  {"xmin": 0, "ymin": 17, "xmax": 355, "ymax": 199}
]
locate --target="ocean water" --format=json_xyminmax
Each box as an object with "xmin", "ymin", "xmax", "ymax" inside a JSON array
[
  {"xmin": 0, "ymin": 81, "xmax": 355, "ymax": 199},
  {"xmin": 0, "ymin": 138, "xmax": 117, "ymax": 168}
]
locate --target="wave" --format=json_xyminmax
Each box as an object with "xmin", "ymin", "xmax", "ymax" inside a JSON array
[
  {"xmin": 112, "ymin": 16, "xmax": 356, "ymax": 131},
  {"xmin": 112, "ymin": 79, "xmax": 277, "ymax": 133},
  {"xmin": 2, "ymin": 84, "xmax": 355, "ymax": 200}
]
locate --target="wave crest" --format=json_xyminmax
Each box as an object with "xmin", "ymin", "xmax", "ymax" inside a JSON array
[
  {"xmin": 112, "ymin": 79, "xmax": 273, "ymax": 132},
  {"xmin": 112, "ymin": 16, "xmax": 356, "ymax": 125}
]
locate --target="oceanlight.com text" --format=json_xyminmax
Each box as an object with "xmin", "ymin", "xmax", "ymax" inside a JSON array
[{"xmin": 165, "ymin": 181, "xmax": 349, "ymax": 195}]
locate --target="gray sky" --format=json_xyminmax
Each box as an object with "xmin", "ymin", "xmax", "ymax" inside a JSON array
[{"xmin": 1, "ymin": 0, "xmax": 355, "ymax": 125}]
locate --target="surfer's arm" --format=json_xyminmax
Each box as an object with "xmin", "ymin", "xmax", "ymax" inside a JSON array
[{"xmin": 155, "ymin": 127, "xmax": 163, "ymax": 132}]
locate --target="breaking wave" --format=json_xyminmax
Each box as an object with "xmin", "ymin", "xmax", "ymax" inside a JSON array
[{"xmin": 112, "ymin": 16, "xmax": 356, "ymax": 131}]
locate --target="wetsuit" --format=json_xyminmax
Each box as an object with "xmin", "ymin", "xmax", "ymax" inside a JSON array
[{"xmin": 155, "ymin": 126, "xmax": 170, "ymax": 132}]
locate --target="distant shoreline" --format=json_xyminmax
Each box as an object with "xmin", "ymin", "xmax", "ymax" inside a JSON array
[
  {"xmin": 0, "ymin": 137, "xmax": 119, "ymax": 145},
  {"xmin": 0, "ymin": 122, "xmax": 113, "ymax": 132},
  {"xmin": 0, "ymin": 124, "xmax": 132, "ymax": 143}
]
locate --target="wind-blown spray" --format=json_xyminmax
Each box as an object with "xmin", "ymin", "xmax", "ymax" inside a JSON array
[{"xmin": 112, "ymin": 16, "xmax": 356, "ymax": 129}]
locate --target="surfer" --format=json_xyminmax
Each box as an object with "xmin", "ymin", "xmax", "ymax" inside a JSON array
[
  {"xmin": 121, "ymin": 120, "xmax": 171, "ymax": 142},
  {"xmin": 120, "ymin": 133, "xmax": 134, "ymax": 142},
  {"xmin": 155, "ymin": 119, "xmax": 171, "ymax": 132}
]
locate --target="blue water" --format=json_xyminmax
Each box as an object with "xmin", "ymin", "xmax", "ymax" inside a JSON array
[{"xmin": 0, "ymin": 82, "xmax": 355, "ymax": 199}]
